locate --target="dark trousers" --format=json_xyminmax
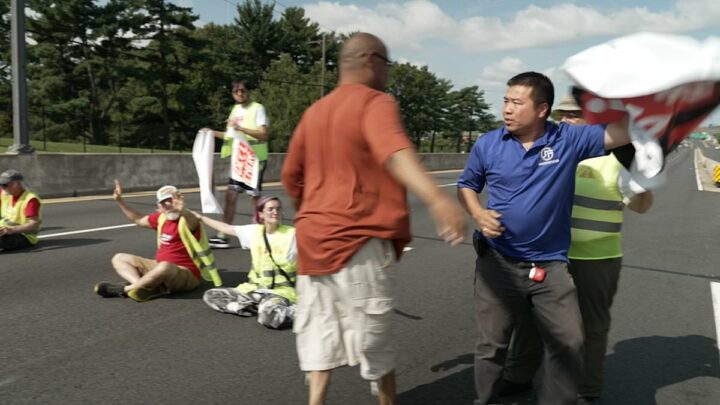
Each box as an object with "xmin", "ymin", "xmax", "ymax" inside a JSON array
[
  {"xmin": 503, "ymin": 258, "xmax": 622, "ymax": 398},
  {"xmin": 0, "ymin": 233, "xmax": 32, "ymax": 251},
  {"xmin": 570, "ymin": 258, "xmax": 622, "ymax": 397},
  {"xmin": 473, "ymin": 240, "xmax": 584, "ymax": 405}
]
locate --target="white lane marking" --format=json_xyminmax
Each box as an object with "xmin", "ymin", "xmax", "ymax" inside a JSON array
[
  {"xmin": 693, "ymin": 147, "xmax": 704, "ymax": 191},
  {"xmin": 711, "ymin": 282, "xmax": 720, "ymax": 360},
  {"xmin": 710, "ymin": 281, "xmax": 720, "ymax": 360},
  {"xmin": 439, "ymin": 183, "xmax": 457, "ymax": 188},
  {"xmin": 38, "ymin": 224, "xmax": 136, "ymax": 239},
  {"xmin": 403, "ymin": 246, "xmax": 413, "ymax": 252}
]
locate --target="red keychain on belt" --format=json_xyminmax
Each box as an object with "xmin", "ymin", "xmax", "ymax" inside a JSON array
[{"xmin": 529, "ymin": 262, "xmax": 546, "ymax": 283}]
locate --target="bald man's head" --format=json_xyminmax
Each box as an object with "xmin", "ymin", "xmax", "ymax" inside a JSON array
[
  {"xmin": 338, "ymin": 33, "xmax": 390, "ymax": 90},
  {"xmin": 340, "ymin": 33, "xmax": 387, "ymax": 68}
]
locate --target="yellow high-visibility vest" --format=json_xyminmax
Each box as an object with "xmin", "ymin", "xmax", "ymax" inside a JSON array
[
  {"xmin": 237, "ymin": 224, "xmax": 297, "ymax": 303},
  {"xmin": 157, "ymin": 214, "xmax": 223, "ymax": 287},
  {"xmin": 1, "ymin": 189, "xmax": 42, "ymax": 245},
  {"xmin": 220, "ymin": 101, "xmax": 267, "ymax": 160},
  {"xmin": 569, "ymin": 155, "xmax": 624, "ymax": 259}
]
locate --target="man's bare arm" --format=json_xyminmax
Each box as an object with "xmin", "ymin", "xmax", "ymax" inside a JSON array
[
  {"xmin": 604, "ymin": 115, "xmax": 631, "ymax": 150},
  {"xmin": 113, "ymin": 179, "xmax": 151, "ymax": 228},
  {"xmin": 386, "ymin": 148, "xmax": 466, "ymax": 245}
]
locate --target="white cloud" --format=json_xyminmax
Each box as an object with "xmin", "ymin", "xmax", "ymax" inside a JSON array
[
  {"xmin": 474, "ymin": 59, "xmax": 580, "ymax": 118},
  {"xmin": 394, "ymin": 56, "xmax": 427, "ymax": 68},
  {"xmin": 304, "ymin": 1, "xmax": 455, "ymax": 49},
  {"xmin": 304, "ymin": 0, "xmax": 720, "ymax": 52},
  {"xmin": 474, "ymin": 57, "xmax": 529, "ymax": 117}
]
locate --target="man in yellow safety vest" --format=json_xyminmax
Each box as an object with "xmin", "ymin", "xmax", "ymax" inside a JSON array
[
  {"xmin": 0, "ymin": 169, "xmax": 42, "ymax": 253},
  {"xmin": 200, "ymin": 79, "xmax": 269, "ymax": 249},
  {"xmin": 94, "ymin": 180, "xmax": 221, "ymax": 302}
]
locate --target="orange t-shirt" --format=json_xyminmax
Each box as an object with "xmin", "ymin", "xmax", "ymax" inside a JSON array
[{"xmin": 281, "ymin": 83, "xmax": 415, "ymax": 276}]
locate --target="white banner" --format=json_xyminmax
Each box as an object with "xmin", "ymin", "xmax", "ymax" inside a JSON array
[
  {"xmin": 563, "ymin": 32, "xmax": 720, "ymax": 98},
  {"xmin": 562, "ymin": 32, "xmax": 720, "ymax": 196},
  {"xmin": 192, "ymin": 130, "xmax": 223, "ymax": 214}
]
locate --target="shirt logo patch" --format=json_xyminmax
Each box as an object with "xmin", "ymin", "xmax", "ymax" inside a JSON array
[
  {"xmin": 538, "ymin": 146, "xmax": 560, "ymax": 166},
  {"xmin": 540, "ymin": 147, "xmax": 554, "ymax": 160},
  {"xmin": 160, "ymin": 233, "xmax": 173, "ymax": 244}
]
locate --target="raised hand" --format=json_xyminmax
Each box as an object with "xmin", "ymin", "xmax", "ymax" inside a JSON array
[
  {"xmin": 171, "ymin": 191, "xmax": 185, "ymax": 213},
  {"xmin": 113, "ymin": 179, "xmax": 123, "ymax": 201}
]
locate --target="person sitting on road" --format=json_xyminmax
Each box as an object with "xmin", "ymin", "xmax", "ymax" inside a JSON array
[
  {"xmin": 94, "ymin": 180, "xmax": 222, "ymax": 302},
  {"xmin": 0, "ymin": 169, "xmax": 42, "ymax": 253},
  {"xmin": 197, "ymin": 195, "xmax": 297, "ymax": 329}
]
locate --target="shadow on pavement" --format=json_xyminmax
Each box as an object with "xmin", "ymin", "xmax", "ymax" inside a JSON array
[
  {"xmin": 398, "ymin": 353, "xmax": 533, "ymax": 405},
  {"xmin": 164, "ymin": 269, "xmax": 249, "ymax": 300},
  {"xmin": 603, "ymin": 334, "xmax": 720, "ymax": 405},
  {"xmin": 1, "ymin": 237, "xmax": 110, "ymax": 254},
  {"xmin": 38, "ymin": 226, "xmax": 65, "ymax": 232}
]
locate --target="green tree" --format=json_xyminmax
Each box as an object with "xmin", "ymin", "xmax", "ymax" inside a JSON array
[
  {"xmin": 234, "ymin": 0, "xmax": 281, "ymax": 87},
  {"xmin": 125, "ymin": 0, "xmax": 201, "ymax": 150},
  {"xmin": 387, "ymin": 63, "xmax": 451, "ymax": 151},
  {"xmin": 27, "ymin": 0, "xmax": 102, "ymax": 144},
  {"xmin": 25, "ymin": 0, "xmax": 146, "ymax": 146},
  {"xmin": 277, "ymin": 7, "xmax": 321, "ymax": 71},
  {"xmin": 446, "ymin": 85, "xmax": 493, "ymax": 152},
  {"xmin": 0, "ymin": 0, "xmax": 12, "ymax": 137},
  {"xmin": 255, "ymin": 53, "xmax": 324, "ymax": 152}
]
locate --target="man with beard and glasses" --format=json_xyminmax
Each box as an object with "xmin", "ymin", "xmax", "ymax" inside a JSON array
[{"xmin": 94, "ymin": 180, "xmax": 220, "ymax": 302}]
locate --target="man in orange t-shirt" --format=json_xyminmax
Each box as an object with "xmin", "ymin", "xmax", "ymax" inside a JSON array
[{"xmin": 281, "ymin": 32, "xmax": 466, "ymax": 405}]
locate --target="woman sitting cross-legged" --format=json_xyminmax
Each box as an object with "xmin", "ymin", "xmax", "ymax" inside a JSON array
[{"xmin": 196, "ymin": 195, "xmax": 296, "ymax": 329}]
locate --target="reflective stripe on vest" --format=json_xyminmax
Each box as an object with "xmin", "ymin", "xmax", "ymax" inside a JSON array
[
  {"xmin": 157, "ymin": 214, "xmax": 223, "ymax": 287},
  {"xmin": 220, "ymin": 102, "xmax": 267, "ymax": 160},
  {"xmin": 569, "ymin": 155, "xmax": 624, "ymax": 260},
  {"xmin": 236, "ymin": 224, "xmax": 297, "ymax": 303},
  {"xmin": 1, "ymin": 189, "xmax": 42, "ymax": 245}
]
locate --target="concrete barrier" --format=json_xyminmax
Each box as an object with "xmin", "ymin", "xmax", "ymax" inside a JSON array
[{"xmin": 0, "ymin": 152, "xmax": 468, "ymax": 198}]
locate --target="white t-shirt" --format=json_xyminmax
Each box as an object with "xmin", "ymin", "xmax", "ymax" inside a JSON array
[
  {"xmin": 227, "ymin": 103, "xmax": 268, "ymax": 141},
  {"xmin": 233, "ymin": 225, "xmax": 297, "ymax": 262}
]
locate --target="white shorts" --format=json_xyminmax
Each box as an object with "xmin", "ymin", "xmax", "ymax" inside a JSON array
[{"xmin": 294, "ymin": 238, "xmax": 397, "ymax": 381}]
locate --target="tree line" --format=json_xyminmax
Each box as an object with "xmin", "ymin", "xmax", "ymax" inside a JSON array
[{"xmin": 0, "ymin": 0, "xmax": 496, "ymax": 153}]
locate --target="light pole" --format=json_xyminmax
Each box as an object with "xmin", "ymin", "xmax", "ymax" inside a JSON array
[
  {"xmin": 9, "ymin": 0, "xmax": 34, "ymax": 154},
  {"xmin": 311, "ymin": 34, "xmax": 327, "ymax": 97},
  {"xmin": 320, "ymin": 34, "xmax": 326, "ymax": 97}
]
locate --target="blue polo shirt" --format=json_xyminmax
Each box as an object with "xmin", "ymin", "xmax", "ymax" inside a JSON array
[{"xmin": 457, "ymin": 121, "xmax": 606, "ymax": 261}]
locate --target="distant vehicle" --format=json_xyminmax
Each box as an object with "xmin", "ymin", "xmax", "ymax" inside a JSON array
[{"xmin": 690, "ymin": 132, "xmax": 708, "ymax": 140}]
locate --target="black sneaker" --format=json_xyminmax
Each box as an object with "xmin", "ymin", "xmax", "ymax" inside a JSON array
[
  {"xmin": 208, "ymin": 236, "xmax": 230, "ymax": 249},
  {"xmin": 127, "ymin": 286, "xmax": 166, "ymax": 302},
  {"xmin": 94, "ymin": 282, "xmax": 127, "ymax": 298}
]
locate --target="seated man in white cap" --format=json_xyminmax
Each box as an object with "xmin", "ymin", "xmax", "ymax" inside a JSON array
[
  {"xmin": 0, "ymin": 169, "xmax": 42, "ymax": 253},
  {"xmin": 94, "ymin": 180, "xmax": 221, "ymax": 302}
]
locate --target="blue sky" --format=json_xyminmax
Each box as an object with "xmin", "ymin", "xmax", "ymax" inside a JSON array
[{"xmin": 182, "ymin": 0, "xmax": 720, "ymax": 124}]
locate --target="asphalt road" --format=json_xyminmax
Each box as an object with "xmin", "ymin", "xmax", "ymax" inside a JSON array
[{"xmin": 1, "ymin": 141, "xmax": 719, "ymax": 404}]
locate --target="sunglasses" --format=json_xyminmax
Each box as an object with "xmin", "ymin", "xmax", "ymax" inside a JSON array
[{"xmin": 371, "ymin": 52, "xmax": 392, "ymax": 67}]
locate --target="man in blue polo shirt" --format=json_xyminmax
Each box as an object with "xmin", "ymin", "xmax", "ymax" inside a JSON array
[{"xmin": 457, "ymin": 72, "xmax": 630, "ymax": 405}]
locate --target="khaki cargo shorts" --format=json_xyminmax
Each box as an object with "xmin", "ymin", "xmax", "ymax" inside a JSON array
[
  {"xmin": 133, "ymin": 256, "xmax": 200, "ymax": 293},
  {"xmin": 294, "ymin": 238, "xmax": 397, "ymax": 381}
]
